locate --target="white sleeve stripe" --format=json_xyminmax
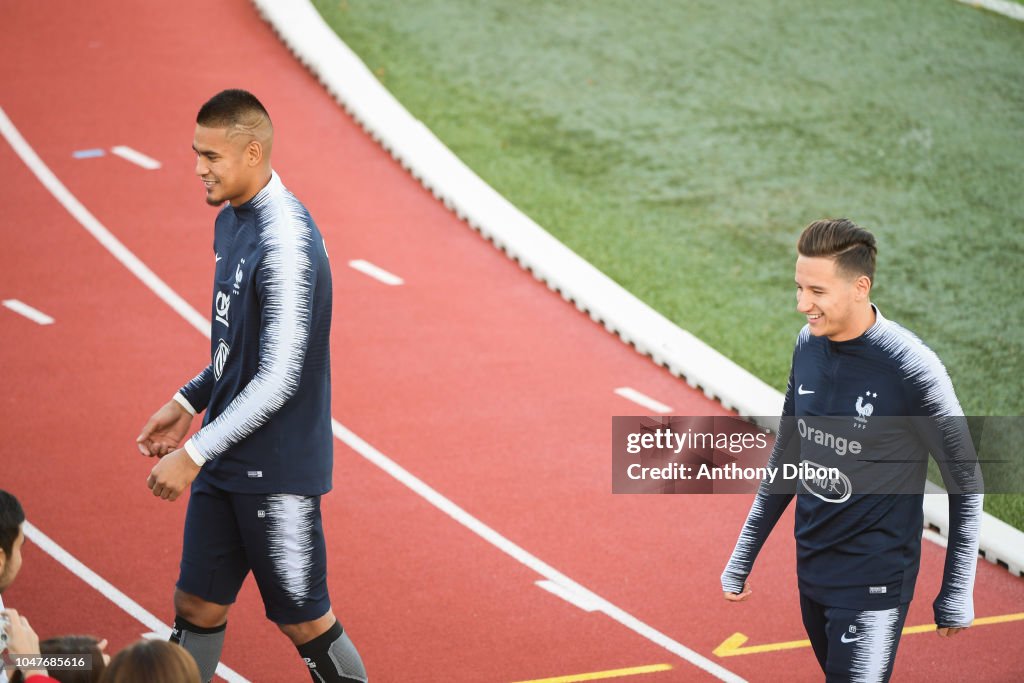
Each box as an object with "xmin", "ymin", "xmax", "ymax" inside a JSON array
[
  {"xmin": 722, "ymin": 371, "xmax": 795, "ymax": 592},
  {"xmin": 937, "ymin": 493, "xmax": 982, "ymax": 625},
  {"xmin": 867, "ymin": 311, "xmax": 980, "ymax": 625},
  {"xmin": 866, "ymin": 312, "xmax": 963, "ymax": 417}
]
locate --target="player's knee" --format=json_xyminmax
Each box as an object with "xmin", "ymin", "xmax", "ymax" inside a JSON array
[
  {"xmin": 174, "ymin": 589, "xmax": 229, "ymax": 628},
  {"xmin": 277, "ymin": 620, "xmax": 316, "ymax": 645},
  {"xmin": 276, "ymin": 611, "xmax": 335, "ymax": 645}
]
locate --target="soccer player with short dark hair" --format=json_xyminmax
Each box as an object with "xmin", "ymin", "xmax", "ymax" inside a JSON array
[
  {"xmin": 137, "ymin": 89, "xmax": 367, "ymax": 683},
  {"xmin": 721, "ymin": 219, "xmax": 982, "ymax": 682}
]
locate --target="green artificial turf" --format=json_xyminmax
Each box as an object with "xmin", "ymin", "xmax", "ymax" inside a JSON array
[{"xmin": 311, "ymin": 0, "xmax": 1024, "ymax": 527}]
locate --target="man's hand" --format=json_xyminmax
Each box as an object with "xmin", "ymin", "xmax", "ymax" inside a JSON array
[
  {"xmin": 936, "ymin": 626, "xmax": 967, "ymax": 637},
  {"xmin": 2, "ymin": 609, "xmax": 48, "ymax": 678},
  {"xmin": 137, "ymin": 399, "xmax": 193, "ymax": 457},
  {"xmin": 723, "ymin": 582, "xmax": 752, "ymax": 602},
  {"xmin": 147, "ymin": 449, "xmax": 201, "ymax": 501}
]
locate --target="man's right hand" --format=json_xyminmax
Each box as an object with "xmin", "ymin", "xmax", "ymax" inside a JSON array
[
  {"xmin": 137, "ymin": 399, "xmax": 193, "ymax": 457},
  {"xmin": 723, "ymin": 582, "xmax": 752, "ymax": 602}
]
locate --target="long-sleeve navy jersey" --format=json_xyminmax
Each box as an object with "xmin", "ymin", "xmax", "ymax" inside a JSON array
[
  {"xmin": 177, "ymin": 172, "xmax": 333, "ymax": 496},
  {"xmin": 722, "ymin": 305, "xmax": 982, "ymax": 627}
]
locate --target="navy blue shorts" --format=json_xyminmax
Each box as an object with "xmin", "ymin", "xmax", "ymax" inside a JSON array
[
  {"xmin": 177, "ymin": 477, "xmax": 331, "ymax": 625},
  {"xmin": 800, "ymin": 593, "xmax": 910, "ymax": 683}
]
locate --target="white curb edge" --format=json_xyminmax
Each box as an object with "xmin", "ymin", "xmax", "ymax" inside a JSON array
[
  {"xmin": 249, "ymin": 0, "xmax": 1024, "ymax": 578},
  {"xmin": 956, "ymin": 0, "xmax": 1024, "ymax": 22},
  {"xmin": 249, "ymin": 0, "xmax": 782, "ymax": 422}
]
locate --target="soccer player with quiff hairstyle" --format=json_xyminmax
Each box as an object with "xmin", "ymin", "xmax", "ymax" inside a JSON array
[{"xmin": 722, "ymin": 219, "xmax": 982, "ymax": 682}]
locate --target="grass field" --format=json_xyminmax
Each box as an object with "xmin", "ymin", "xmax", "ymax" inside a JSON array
[{"xmin": 311, "ymin": 0, "xmax": 1024, "ymax": 527}]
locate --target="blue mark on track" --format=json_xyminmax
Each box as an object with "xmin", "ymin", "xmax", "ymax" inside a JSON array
[{"xmin": 72, "ymin": 149, "xmax": 105, "ymax": 159}]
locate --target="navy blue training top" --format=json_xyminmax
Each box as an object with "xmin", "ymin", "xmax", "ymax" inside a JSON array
[
  {"xmin": 177, "ymin": 172, "xmax": 334, "ymax": 496},
  {"xmin": 722, "ymin": 306, "xmax": 982, "ymax": 626}
]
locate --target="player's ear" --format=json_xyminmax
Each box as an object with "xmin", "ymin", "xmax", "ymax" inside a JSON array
[
  {"xmin": 245, "ymin": 139, "xmax": 263, "ymax": 167},
  {"xmin": 854, "ymin": 274, "xmax": 872, "ymax": 300},
  {"xmin": 0, "ymin": 547, "xmax": 7, "ymax": 575}
]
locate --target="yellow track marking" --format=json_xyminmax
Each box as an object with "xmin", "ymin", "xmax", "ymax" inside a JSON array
[
  {"xmin": 714, "ymin": 611, "xmax": 1024, "ymax": 657},
  {"xmin": 510, "ymin": 663, "xmax": 674, "ymax": 682}
]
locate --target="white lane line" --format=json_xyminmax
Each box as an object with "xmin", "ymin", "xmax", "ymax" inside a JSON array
[
  {"xmin": 111, "ymin": 145, "xmax": 161, "ymax": 170},
  {"xmin": 3, "ymin": 299, "xmax": 54, "ymax": 325},
  {"xmin": 535, "ymin": 579, "xmax": 602, "ymax": 613},
  {"xmin": 0, "ymin": 109, "xmax": 208, "ymax": 336},
  {"xmin": 348, "ymin": 259, "xmax": 404, "ymax": 285},
  {"xmin": 2, "ymin": 105, "xmax": 746, "ymax": 683},
  {"xmin": 331, "ymin": 422, "xmax": 742, "ymax": 681},
  {"xmin": 24, "ymin": 522, "xmax": 248, "ymax": 683},
  {"xmin": 957, "ymin": 0, "xmax": 1024, "ymax": 21},
  {"xmin": 614, "ymin": 387, "xmax": 672, "ymax": 414}
]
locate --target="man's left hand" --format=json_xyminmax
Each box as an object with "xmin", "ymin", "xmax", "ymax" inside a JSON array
[
  {"xmin": 936, "ymin": 626, "xmax": 967, "ymax": 637},
  {"xmin": 147, "ymin": 449, "xmax": 200, "ymax": 501}
]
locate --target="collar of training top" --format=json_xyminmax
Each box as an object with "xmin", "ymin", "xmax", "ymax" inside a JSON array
[
  {"xmin": 232, "ymin": 170, "xmax": 281, "ymax": 216},
  {"xmin": 827, "ymin": 303, "xmax": 886, "ymax": 349}
]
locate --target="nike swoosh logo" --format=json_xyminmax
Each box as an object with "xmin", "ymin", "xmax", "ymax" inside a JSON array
[
  {"xmin": 840, "ymin": 633, "xmax": 862, "ymax": 644},
  {"xmin": 798, "ymin": 385, "xmax": 815, "ymax": 395},
  {"xmin": 215, "ymin": 253, "xmax": 222, "ymax": 262}
]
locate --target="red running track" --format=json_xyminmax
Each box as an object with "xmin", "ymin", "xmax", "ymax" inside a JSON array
[{"xmin": 1, "ymin": 1, "xmax": 1022, "ymax": 681}]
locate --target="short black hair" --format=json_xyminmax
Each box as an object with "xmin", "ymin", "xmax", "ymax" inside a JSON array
[
  {"xmin": 797, "ymin": 218, "xmax": 877, "ymax": 283},
  {"xmin": 196, "ymin": 89, "xmax": 271, "ymax": 129},
  {"xmin": 0, "ymin": 489, "xmax": 25, "ymax": 558}
]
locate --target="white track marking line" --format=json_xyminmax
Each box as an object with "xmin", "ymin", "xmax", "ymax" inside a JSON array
[
  {"xmin": 23, "ymin": 522, "xmax": 248, "ymax": 683},
  {"xmin": 0, "ymin": 109, "xmax": 208, "ymax": 336},
  {"xmin": 957, "ymin": 0, "xmax": 1024, "ymax": 21},
  {"xmin": 535, "ymin": 579, "xmax": 601, "ymax": 613},
  {"xmin": 331, "ymin": 422, "xmax": 744, "ymax": 681},
  {"xmin": 348, "ymin": 258, "xmax": 404, "ymax": 285},
  {"xmin": 1, "ymin": 104, "xmax": 746, "ymax": 683},
  {"xmin": 614, "ymin": 387, "xmax": 672, "ymax": 414},
  {"xmin": 110, "ymin": 145, "xmax": 161, "ymax": 170},
  {"xmin": 3, "ymin": 299, "xmax": 54, "ymax": 325}
]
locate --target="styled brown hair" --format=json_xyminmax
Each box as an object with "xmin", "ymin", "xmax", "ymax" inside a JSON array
[
  {"xmin": 797, "ymin": 218, "xmax": 877, "ymax": 283},
  {"xmin": 98, "ymin": 640, "xmax": 200, "ymax": 683}
]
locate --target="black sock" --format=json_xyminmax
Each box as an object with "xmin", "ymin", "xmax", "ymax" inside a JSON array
[
  {"xmin": 296, "ymin": 620, "xmax": 367, "ymax": 683},
  {"xmin": 171, "ymin": 615, "xmax": 226, "ymax": 683}
]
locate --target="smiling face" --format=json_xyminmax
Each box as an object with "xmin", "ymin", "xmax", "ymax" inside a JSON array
[
  {"xmin": 192, "ymin": 124, "xmax": 267, "ymax": 207},
  {"xmin": 0, "ymin": 525, "xmax": 24, "ymax": 593},
  {"xmin": 795, "ymin": 254, "xmax": 874, "ymax": 341}
]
